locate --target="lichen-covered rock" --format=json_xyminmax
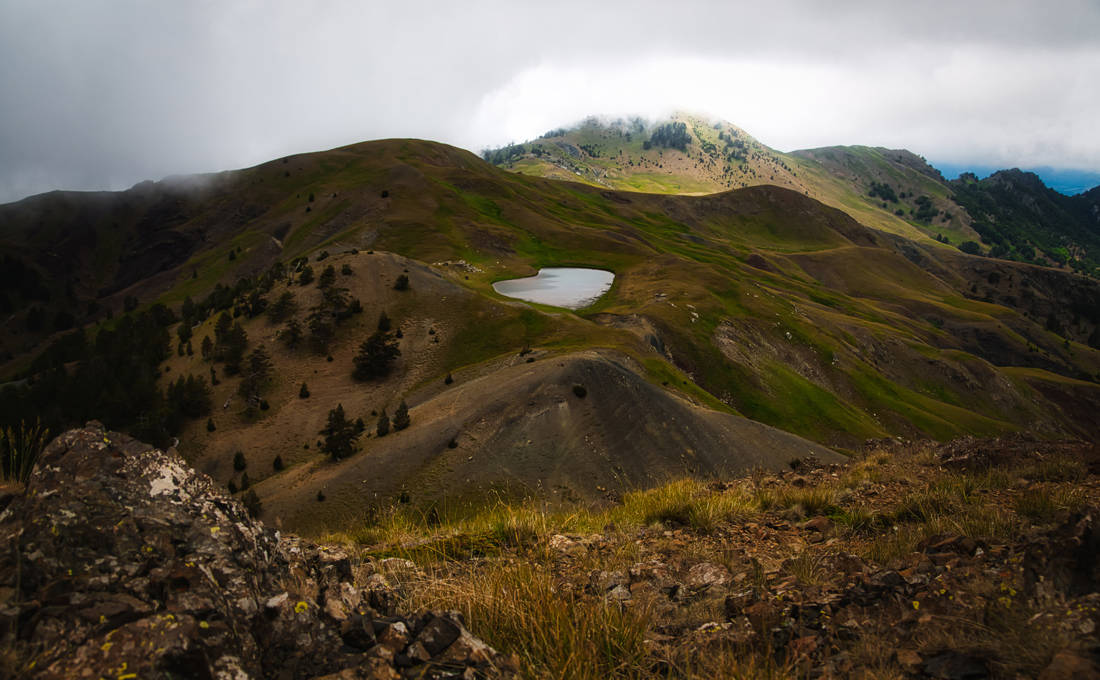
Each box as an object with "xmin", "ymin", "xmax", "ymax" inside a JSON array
[{"xmin": 0, "ymin": 423, "xmax": 515, "ymax": 679}]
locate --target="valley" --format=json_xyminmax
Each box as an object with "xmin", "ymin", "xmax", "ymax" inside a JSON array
[{"xmin": 2, "ymin": 130, "xmax": 1098, "ymax": 538}]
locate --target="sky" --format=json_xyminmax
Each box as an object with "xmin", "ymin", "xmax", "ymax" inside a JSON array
[{"xmin": 1, "ymin": 0, "xmax": 1099, "ymax": 203}]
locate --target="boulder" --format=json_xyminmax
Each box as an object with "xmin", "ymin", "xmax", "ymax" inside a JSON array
[{"xmin": 0, "ymin": 423, "xmax": 515, "ymax": 679}]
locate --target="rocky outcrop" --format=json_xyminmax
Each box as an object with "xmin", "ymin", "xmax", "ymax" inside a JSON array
[{"xmin": 0, "ymin": 423, "xmax": 515, "ymax": 679}]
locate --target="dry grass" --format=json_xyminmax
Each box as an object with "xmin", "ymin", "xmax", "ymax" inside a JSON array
[
  {"xmin": 401, "ymin": 562, "xmax": 650, "ymax": 680},
  {"xmin": 319, "ymin": 441, "xmax": 1097, "ymax": 678}
]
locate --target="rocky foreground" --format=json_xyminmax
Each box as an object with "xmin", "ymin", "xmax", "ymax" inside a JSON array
[
  {"xmin": 2, "ymin": 425, "xmax": 1099, "ymax": 679},
  {"xmin": 0, "ymin": 423, "xmax": 517, "ymax": 679},
  {"xmin": 360, "ymin": 438, "xmax": 1100, "ymax": 679}
]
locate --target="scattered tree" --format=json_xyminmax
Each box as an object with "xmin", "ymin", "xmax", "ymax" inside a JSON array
[
  {"xmin": 242, "ymin": 489, "xmax": 262, "ymax": 518},
  {"xmin": 377, "ymin": 311, "xmax": 391, "ymax": 332},
  {"xmin": 376, "ymin": 409, "xmax": 390, "ymax": 437},
  {"xmin": 233, "ymin": 450, "xmax": 247, "ymax": 471},
  {"xmin": 393, "ymin": 274, "xmax": 410, "ymax": 291},
  {"xmin": 318, "ymin": 264, "xmax": 336, "ymax": 289},
  {"xmin": 238, "ymin": 344, "xmax": 273, "ymax": 414},
  {"xmin": 352, "ymin": 331, "xmax": 401, "ymax": 380},
  {"xmin": 299, "ymin": 382, "xmax": 310, "ymax": 398},
  {"xmin": 273, "ymin": 455, "xmax": 284, "ymax": 471},
  {"xmin": 267, "ymin": 291, "xmax": 297, "ymax": 322},
  {"xmin": 320, "ymin": 404, "xmax": 359, "ymax": 460},
  {"xmin": 282, "ymin": 319, "xmax": 303, "ymax": 348},
  {"xmin": 393, "ymin": 400, "xmax": 410, "ymax": 431}
]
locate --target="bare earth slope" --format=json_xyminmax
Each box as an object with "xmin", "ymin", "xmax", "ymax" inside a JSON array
[{"xmin": 261, "ymin": 349, "xmax": 841, "ymax": 534}]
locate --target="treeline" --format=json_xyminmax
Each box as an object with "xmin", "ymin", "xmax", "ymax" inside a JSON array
[
  {"xmin": 644, "ymin": 122, "xmax": 691, "ymax": 151},
  {"xmin": 0, "ymin": 304, "xmax": 209, "ymax": 448},
  {"xmin": 951, "ymin": 170, "xmax": 1100, "ymax": 275},
  {"xmin": 0, "ymin": 258, "xmax": 302, "ymax": 448}
]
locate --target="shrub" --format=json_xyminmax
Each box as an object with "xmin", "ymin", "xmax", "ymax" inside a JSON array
[
  {"xmin": 206, "ymin": 418, "xmax": 216, "ymax": 432},
  {"xmin": 1, "ymin": 419, "xmax": 49, "ymax": 483},
  {"xmin": 394, "ymin": 274, "xmax": 410, "ymax": 291},
  {"xmin": 444, "ymin": 373, "xmax": 453, "ymax": 385},
  {"xmin": 233, "ymin": 450, "xmax": 247, "ymax": 472},
  {"xmin": 242, "ymin": 489, "xmax": 262, "ymax": 517},
  {"xmin": 572, "ymin": 384, "xmax": 587, "ymax": 398},
  {"xmin": 273, "ymin": 455, "xmax": 284, "ymax": 471},
  {"xmin": 299, "ymin": 382, "xmax": 310, "ymax": 398}
]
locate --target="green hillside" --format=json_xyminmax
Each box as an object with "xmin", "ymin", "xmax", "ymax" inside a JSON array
[
  {"xmin": 2, "ymin": 137, "xmax": 1100, "ymax": 529},
  {"xmin": 484, "ymin": 114, "xmax": 979, "ymax": 245}
]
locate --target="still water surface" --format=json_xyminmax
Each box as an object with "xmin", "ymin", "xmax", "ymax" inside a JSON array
[{"xmin": 492, "ymin": 268, "xmax": 614, "ymax": 309}]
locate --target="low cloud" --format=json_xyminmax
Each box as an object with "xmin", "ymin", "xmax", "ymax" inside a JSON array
[{"xmin": 1, "ymin": 0, "xmax": 1097, "ymax": 202}]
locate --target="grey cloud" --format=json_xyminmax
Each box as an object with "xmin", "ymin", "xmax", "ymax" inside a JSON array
[{"xmin": 1, "ymin": 0, "xmax": 1097, "ymax": 203}]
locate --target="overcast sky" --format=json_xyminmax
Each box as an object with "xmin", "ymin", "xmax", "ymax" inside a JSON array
[{"xmin": 1, "ymin": 0, "xmax": 1098, "ymax": 203}]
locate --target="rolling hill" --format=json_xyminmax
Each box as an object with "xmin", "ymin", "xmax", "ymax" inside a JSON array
[
  {"xmin": 2, "ymin": 135, "xmax": 1100, "ymax": 534},
  {"xmin": 486, "ymin": 113, "xmax": 1100, "ymax": 275}
]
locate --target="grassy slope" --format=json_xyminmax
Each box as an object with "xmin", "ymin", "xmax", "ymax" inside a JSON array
[
  {"xmin": 5, "ymin": 138, "xmax": 1100, "ymax": 528},
  {"xmin": 327, "ymin": 439, "xmax": 1100, "ymax": 679},
  {"xmin": 490, "ymin": 114, "xmax": 979, "ymax": 245}
]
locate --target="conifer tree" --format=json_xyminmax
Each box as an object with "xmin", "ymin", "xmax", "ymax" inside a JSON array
[
  {"xmin": 320, "ymin": 404, "xmax": 359, "ymax": 460},
  {"xmin": 352, "ymin": 331, "xmax": 400, "ymax": 381},
  {"xmin": 376, "ymin": 409, "xmax": 390, "ymax": 437},
  {"xmin": 393, "ymin": 400, "xmax": 410, "ymax": 431}
]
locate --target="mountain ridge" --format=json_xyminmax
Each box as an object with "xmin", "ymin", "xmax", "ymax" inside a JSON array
[{"xmin": 2, "ymin": 134, "xmax": 1099, "ymax": 534}]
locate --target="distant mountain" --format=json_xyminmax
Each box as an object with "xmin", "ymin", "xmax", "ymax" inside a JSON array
[
  {"xmin": 484, "ymin": 114, "xmax": 1100, "ymax": 277},
  {"xmin": 483, "ymin": 114, "xmax": 980, "ymax": 245},
  {"xmin": 950, "ymin": 169, "xmax": 1100, "ymax": 275},
  {"xmin": 935, "ymin": 163, "xmax": 1100, "ymax": 197}
]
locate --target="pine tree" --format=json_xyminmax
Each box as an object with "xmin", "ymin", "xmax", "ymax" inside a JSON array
[
  {"xmin": 393, "ymin": 274, "xmax": 410, "ymax": 290},
  {"xmin": 222, "ymin": 322, "xmax": 248, "ymax": 374},
  {"xmin": 393, "ymin": 400, "xmax": 410, "ymax": 431},
  {"xmin": 282, "ymin": 319, "xmax": 303, "ymax": 348},
  {"xmin": 307, "ymin": 307, "xmax": 335, "ymax": 354},
  {"xmin": 352, "ymin": 331, "xmax": 400, "ymax": 381},
  {"xmin": 318, "ymin": 265, "xmax": 336, "ymax": 289},
  {"xmin": 299, "ymin": 382, "xmax": 310, "ymax": 398},
  {"xmin": 376, "ymin": 409, "xmax": 390, "ymax": 437},
  {"xmin": 201, "ymin": 335, "xmax": 213, "ymax": 359},
  {"xmin": 233, "ymin": 450, "xmax": 247, "ymax": 471},
  {"xmin": 239, "ymin": 344, "xmax": 273, "ymax": 413},
  {"xmin": 377, "ymin": 311, "xmax": 391, "ymax": 332},
  {"xmin": 242, "ymin": 489, "xmax": 262, "ymax": 517},
  {"xmin": 273, "ymin": 455, "xmax": 284, "ymax": 471},
  {"xmin": 320, "ymin": 404, "xmax": 359, "ymax": 460},
  {"xmin": 268, "ymin": 290, "xmax": 297, "ymax": 322}
]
